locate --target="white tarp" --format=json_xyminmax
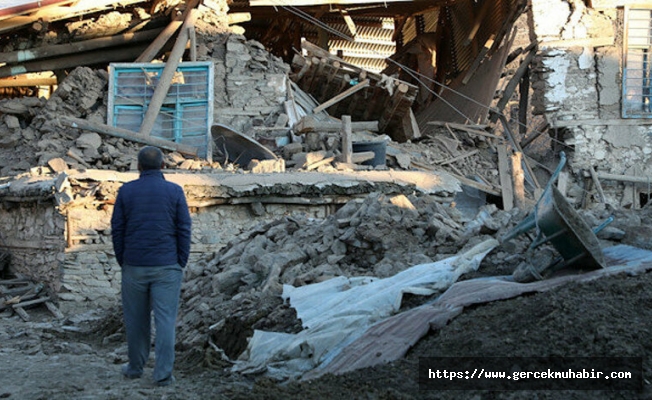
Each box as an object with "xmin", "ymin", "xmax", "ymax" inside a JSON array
[{"xmin": 232, "ymin": 238, "xmax": 498, "ymax": 378}]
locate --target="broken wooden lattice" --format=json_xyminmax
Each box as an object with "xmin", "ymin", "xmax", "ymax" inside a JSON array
[{"xmin": 0, "ymin": 278, "xmax": 64, "ymax": 321}]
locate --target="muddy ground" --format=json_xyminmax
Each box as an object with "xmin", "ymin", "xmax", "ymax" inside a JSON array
[{"xmin": 2, "ymin": 249, "xmax": 652, "ymax": 400}]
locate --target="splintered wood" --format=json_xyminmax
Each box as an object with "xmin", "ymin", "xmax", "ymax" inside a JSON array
[
  {"xmin": 0, "ymin": 278, "xmax": 64, "ymax": 321},
  {"xmin": 290, "ymin": 40, "xmax": 419, "ymax": 142}
]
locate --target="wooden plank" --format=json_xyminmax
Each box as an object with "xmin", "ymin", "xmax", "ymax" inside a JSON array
[
  {"xmin": 490, "ymin": 44, "xmax": 537, "ymax": 122},
  {"xmin": 188, "ymin": 25, "xmax": 197, "ymax": 62},
  {"xmin": 465, "ymin": 0, "xmax": 493, "ymax": 46},
  {"xmin": 12, "ymin": 296, "xmax": 50, "ymax": 308},
  {"xmin": 60, "ymin": 116, "xmax": 198, "ymax": 156},
  {"xmin": 551, "ymin": 118, "xmax": 652, "ymax": 128},
  {"xmin": 411, "ymin": 160, "xmax": 501, "ymax": 196},
  {"xmin": 540, "ymin": 37, "xmax": 614, "ymax": 48},
  {"xmin": 227, "ymin": 12, "xmax": 251, "ymax": 25},
  {"xmin": 251, "ymin": 0, "xmax": 411, "ymax": 4},
  {"xmin": 511, "ymin": 152, "xmax": 526, "ymax": 209},
  {"xmin": 341, "ymin": 115, "xmax": 352, "ymax": 164},
  {"xmin": 495, "ymin": 113, "xmax": 540, "ymax": 189},
  {"xmin": 589, "ymin": 166, "xmax": 606, "ymax": 203},
  {"xmin": 135, "ymin": 5, "xmax": 188, "ymax": 63},
  {"xmin": 294, "ymin": 115, "xmax": 378, "ymax": 133},
  {"xmin": 597, "ymin": 172, "xmax": 652, "ymax": 185},
  {"xmin": 462, "ymin": 35, "xmax": 495, "ymax": 85},
  {"xmin": 0, "ymin": 0, "xmax": 148, "ymax": 34},
  {"xmin": 340, "ymin": 9, "xmax": 356, "ymax": 36},
  {"xmin": 45, "ymin": 301, "xmax": 65, "ymax": 319},
  {"xmin": 13, "ymin": 305, "xmax": 30, "ymax": 321},
  {"xmin": 0, "ymin": 43, "xmax": 149, "ymax": 78},
  {"xmin": 518, "ymin": 62, "xmax": 529, "ymax": 136},
  {"xmin": 0, "ymin": 77, "xmax": 57, "ymax": 87},
  {"xmin": 427, "ymin": 122, "xmax": 503, "ymax": 140},
  {"xmin": 436, "ymin": 149, "xmax": 479, "ymax": 166},
  {"xmin": 0, "ymin": 28, "xmax": 162, "ymax": 64},
  {"xmin": 497, "ymin": 144, "xmax": 514, "ymax": 211}
]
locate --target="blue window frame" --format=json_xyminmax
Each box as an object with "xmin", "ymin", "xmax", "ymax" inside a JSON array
[
  {"xmin": 623, "ymin": 7, "xmax": 652, "ymax": 118},
  {"xmin": 108, "ymin": 62, "xmax": 214, "ymax": 159}
]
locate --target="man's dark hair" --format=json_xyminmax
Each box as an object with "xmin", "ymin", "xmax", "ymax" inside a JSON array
[{"xmin": 138, "ymin": 146, "xmax": 164, "ymax": 170}]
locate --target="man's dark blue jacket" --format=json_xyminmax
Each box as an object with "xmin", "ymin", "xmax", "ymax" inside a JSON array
[{"xmin": 111, "ymin": 169, "xmax": 192, "ymax": 268}]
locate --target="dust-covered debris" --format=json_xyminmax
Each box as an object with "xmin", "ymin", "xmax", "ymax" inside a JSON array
[{"xmin": 176, "ymin": 192, "xmax": 530, "ymax": 362}]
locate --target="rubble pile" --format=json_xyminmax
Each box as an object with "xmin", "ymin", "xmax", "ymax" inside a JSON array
[
  {"xmin": 0, "ymin": 1, "xmax": 521, "ymax": 190},
  {"xmin": 174, "ymin": 192, "xmax": 530, "ymax": 360}
]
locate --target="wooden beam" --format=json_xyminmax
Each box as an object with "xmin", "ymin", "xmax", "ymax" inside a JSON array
[
  {"xmin": 340, "ymin": 9, "xmax": 357, "ymax": 36},
  {"xmin": 462, "ymin": 35, "xmax": 495, "ymax": 85},
  {"xmin": 540, "ymin": 37, "xmax": 614, "ymax": 48},
  {"xmin": 294, "ymin": 115, "xmax": 378, "ymax": 133},
  {"xmin": 495, "ymin": 113, "xmax": 540, "ymax": 189},
  {"xmin": 0, "ymin": 29, "xmax": 162, "ymax": 64},
  {"xmin": 597, "ymin": 172, "xmax": 652, "ymax": 185},
  {"xmin": 519, "ymin": 65, "xmax": 530, "ymax": 136},
  {"xmin": 497, "ymin": 144, "xmax": 514, "ymax": 211},
  {"xmin": 551, "ymin": 118, "xmax": 652, "ymax": 128},
  {"xmin": 139, "ymin": 8, "xmax": 197, "ymax": 137},
  {"xmin": 341, "ymin": 115, "xmax": 353, "ymax": 164},
  {"xmin": 0, "ymin": 43, "xmax": 149, "ymax": 78},
  {"xmin": 0, "ymin": 0, "xmax": 148, "ymax": 33},
  {"xmin": 227, "ymin": 13, "xmax": 251, "ymax": 26},
  {"xmin": 436, "ymin": 149, "xmax": 479, "ymax": 166},
  {"xmin": 313, "ymin": 79, "xmax": 370, "ymax": 114},
  {"xmin": 490, "ymin": 45, "xmax": 537, "ymax": 122},
  {"xmin": 589, "ymin": 166, "xmax": 606, "ymax": 203},
  {"xmin": 427, "ymin": 121, "xmax": 503, "ymax": 140},
  {"xmin": 511, "ymin": 152, "xmax": 526, "ymax": 209},
  {"xmin": 60, "ymin": 116, "xmax": 198, "ymax": 156},
  {"xmin": 465, "ymin": 0, "xmax": 492, "ymax": 46},
  {"xmin": 188, "ymin": 25, "xmax": 197, "ymax": 62},
  {"xmin": 0, "ymin": 77, "xmax": 57, "ymax": 87},
  {"xmin": 250, "ymin": 0, "xmax": 412, "ymax": 5},
  {"xmin": 411, "ymin": 160, "xmax": 501, "ymax": 196},
  {"xmin": 135, "ymin": 0, "xmax": 199, "ymax": 63}
]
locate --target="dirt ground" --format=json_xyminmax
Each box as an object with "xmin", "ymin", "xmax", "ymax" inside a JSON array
[{"xmin": 2, "ymin": 254, "xmax": 652, "ymax": 400}]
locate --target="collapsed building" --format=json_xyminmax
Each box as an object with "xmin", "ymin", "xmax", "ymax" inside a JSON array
[{"xmin": 0, "ymin": 0, "xmax": 651, "ymax": 379}]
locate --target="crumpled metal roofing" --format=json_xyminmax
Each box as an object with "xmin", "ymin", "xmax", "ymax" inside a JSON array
[{"xmin": 306, "ymin": 244, "xmax": 652, "ymax": 379}]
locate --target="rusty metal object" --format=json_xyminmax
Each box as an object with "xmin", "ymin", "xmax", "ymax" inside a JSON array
[{"xmin": 502, "ymin": 151, "xmax": 607, "ymax": 277}]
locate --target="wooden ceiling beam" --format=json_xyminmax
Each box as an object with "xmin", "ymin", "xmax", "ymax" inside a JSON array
[
  {"xmin": 249, "ymin": 0, "xmax": 412, "ymax": 5},
  {"xmin": 0, "ymin": 0, "xmax": 149, "ymax": 33}
]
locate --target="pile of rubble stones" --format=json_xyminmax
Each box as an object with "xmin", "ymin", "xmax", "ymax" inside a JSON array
[{"xmin": 169, "ymin": 191, "xmax": 647, "ymax": 364}]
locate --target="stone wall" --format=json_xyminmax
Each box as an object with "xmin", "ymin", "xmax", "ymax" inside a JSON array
[
  {"xmin": 0, "ymin": 200, "xmax": 66, "ymax": 291},
  {"xmin": 529, "ymin": 0, "xmax": 652, "ymax": 206},
  {"xmin": 57, "ymin": 201, "xmax": 334, "ymax": 305},
  {"xmin": 198, "ymin": 33, "xmax": 290, "ymax": 135}
]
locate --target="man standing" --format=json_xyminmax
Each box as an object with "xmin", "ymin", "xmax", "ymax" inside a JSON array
[{"xmin": 111, "ymin": 146, "xmax": 192, "ymax": 386}]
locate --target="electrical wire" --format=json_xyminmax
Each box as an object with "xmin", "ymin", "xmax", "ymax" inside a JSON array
[
  {"xmin": 272, "ymin": 0, "xmax": 573, "ymax": 153},
  {"xmin": 255, "ymin": 0, "xmax": 620, "ymax": 206}
]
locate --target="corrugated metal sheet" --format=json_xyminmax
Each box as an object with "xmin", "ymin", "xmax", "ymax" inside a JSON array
[
  {"xmin": 301, "ymin": 16, "xmax": 396, "ymax": 73},
  {"xmin": 401, "ymin": 8, "xmax": 439, "ymax": 44},
  {"xmin": 340, "ymin": 55, "xmax": 387, "ymax": 72},
  {"xmin": 328, "ymin": 41, "xmax": 394, "ymax": 57},
  {"xmin": 324, "ymin": 23, "xmax": 395, "ymax": 44},
  {"xmin": 446, "ymin": 0, "xmax": 475, "ymax": 77}
]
